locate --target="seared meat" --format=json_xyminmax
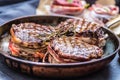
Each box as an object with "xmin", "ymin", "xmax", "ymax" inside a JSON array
[
  {"xmin": 9, "ymin": 22, "xmax": 56, "ymax": 62},
  {"xmin": 9, "ymin": 19, "xmax": 107, "ymax": 63},
  {"xmin": 56, "ymin": 19, "xmax": 107, "ymax": 47},
  {"xmin": 10, "ymin": 23, "xmax": 56, "ymax": 48},
  {"xmin": 9, "ymin": 41, "xmax": 45, "ymax": 62},
  {"xmin": 47, "ymin": 37, "xmax": 103, "ymax": 63},
  {"xmin": 57, "ymin": 19, "xmax": 103, "ymax": 37}
]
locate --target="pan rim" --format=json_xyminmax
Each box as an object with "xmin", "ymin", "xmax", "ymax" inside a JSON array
[{"xmin": 0, "ymin": 15, "xmax": 119, "ymax": 67}]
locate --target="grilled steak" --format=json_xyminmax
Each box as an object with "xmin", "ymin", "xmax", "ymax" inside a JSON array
[
  {"xmin": 9, "ymin": 22, "xmax": 56, "ymax": 62},
  {"xmin": 56, "ymin": 19, "xmax": 107, "ymax": 47},
  {"xmin": 9, "ymin": 40, "xmax": 45, "ymax": 62},
  {"xmin": 10, "ymin": 23, "xmax": 56, "ymax": 48},
  {"xmin": 57, "ymin": 19, "xmax": 103, "ymax": 37},
  {"xmin": 9, "ymin": 18, "xmax": 107, "ymax": 63},
  {"xmin": 47, "ymin": 37, "xmax": 103, "ymax": 63}
]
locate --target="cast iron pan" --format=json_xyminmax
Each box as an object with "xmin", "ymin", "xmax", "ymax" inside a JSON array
[{"xmin": 0, "ymin": 15, "xmax": 119, "ymax": 77}]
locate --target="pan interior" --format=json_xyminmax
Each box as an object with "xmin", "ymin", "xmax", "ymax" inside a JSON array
[{"xmin": 0, "ymin": 32, "xmax": 115, "ymax": 63}]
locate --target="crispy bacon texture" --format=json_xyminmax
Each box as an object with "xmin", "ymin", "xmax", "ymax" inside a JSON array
[{"xmin": 9, "ymin": 41, "xmax": 45, "ymax": 62}]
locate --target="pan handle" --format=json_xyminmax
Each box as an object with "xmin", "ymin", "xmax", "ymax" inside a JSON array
[{"xmin": 106, "ymin": 15, "xmax": 120, "ymax": 28}]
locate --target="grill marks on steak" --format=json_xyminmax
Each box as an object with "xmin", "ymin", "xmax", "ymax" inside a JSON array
[
  {"xmin": 47, "ymin": 19, "xmax": 107, "ymax": 63},
  {"xmin": 9, "ymin": 19, "xmax": 107, "ymax": 63},
  {"xmin": 11, "ymin": 23, "xmax": 56, "ymax": 48},
  {"xmin": 48, "ymin": 37, "xmax": 103, "ymax": 63},
  {"xmin": 56, "ymin": 19, "xmax": 106, "ymax": 47},
  {"xmin": 9, "ymin": 23, "xmax": 56, "ymax": 61},
  {"xmin": 57, "ymin": 19, "xmax": 104, "ymax": 37},
  {"xmin": 12, "ymin": 23, "xmax": 55, "ymax": 42}
]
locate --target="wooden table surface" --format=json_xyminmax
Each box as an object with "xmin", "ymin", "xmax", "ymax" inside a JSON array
[{"xmin": 0, "ymin": 53, "xmax": 120, "ymax": 80}]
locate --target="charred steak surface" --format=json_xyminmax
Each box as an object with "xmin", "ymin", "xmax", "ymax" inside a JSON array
[
  {"xmin": 9, "ymin": 18, "xmax": 107, "ymax": 63},
  {"xmin": 48, "ymin": 37, "xmax": 103, "ymax": 62},
  {"xmin": 11, "ymin": 23, "xmax": 56, "ymax": 48},
  {"xmin": 57, "ymin": 19, "xmax": 104, "ymax": 38},
  {"xmin": 56, "ymin": 19, "xmax": 107, "ymax": 47}
]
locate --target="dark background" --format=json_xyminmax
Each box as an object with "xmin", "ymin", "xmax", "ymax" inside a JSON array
[{"xmin": 0, "ymin": 0, "xmax": 39, "ymax": 25}]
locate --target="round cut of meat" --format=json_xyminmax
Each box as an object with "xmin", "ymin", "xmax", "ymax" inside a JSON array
[
  {"xmin": 56, "ymin": 19, "xmax": 107, "ymax": 47},
  {"xmin": 48, "ymin": 37, "xmax": 103, "ymax": 63},
  {"xmin": 10, "ymin": 23, "xmax": 56, "ymax": 48}
]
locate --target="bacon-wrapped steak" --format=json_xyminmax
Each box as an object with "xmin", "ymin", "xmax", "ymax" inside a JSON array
[
  {"xmin": 9, "ymin": 23, "xmax": 56, "ymax": 61},
  {"xmin": 10, "ymin": 23, "xmax": 56, "ymax": 49},
  {"xmin": 9, "ymin": 18, "xmax": 107, "ymax": 63},
  {"xmin": 47, "ymin": 37, "xmax": 103, "ymax": 63},
  {"xmin": 56, "ymin": 19, "xmax": 107, "ymax": 47}
]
